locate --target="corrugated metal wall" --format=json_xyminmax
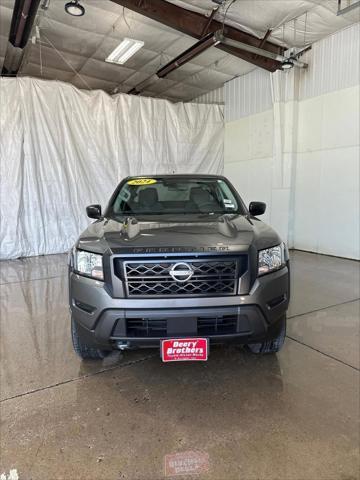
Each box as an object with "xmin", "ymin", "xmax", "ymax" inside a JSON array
[
  {"xmin": 299, "ymin": 23, "xmax": 360, "ymax": 100},
  {"xmin": 223, "ymin": 23, "xmax": 360, "ymax": 120},
  {"xmin": 190, "ymin": 86, "xmax": 224, "ymax": 105},
  {"xmin": 222, "ymin": 23, "xmax": 360, "ymax": 259},
  {"xmin": 192, "ymin": 23, "xmax": 359, "ymax": 112},
  {"xmin": 224, "ymin": 68, "xmax": 272, "ymax": 122}
]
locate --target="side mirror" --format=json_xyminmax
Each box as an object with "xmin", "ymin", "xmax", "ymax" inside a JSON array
[
  {"xmin": 249, "ymin": 201, "xmax": 266, "ymax": 216},
  {"xmin": 86, "ymin": 204, "xmax": 102, "ymax": 219}
]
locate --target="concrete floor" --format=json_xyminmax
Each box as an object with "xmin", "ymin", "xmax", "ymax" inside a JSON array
[{"xmin": 0, "ymin": 251, "xmax": 359, "ymax": 480}]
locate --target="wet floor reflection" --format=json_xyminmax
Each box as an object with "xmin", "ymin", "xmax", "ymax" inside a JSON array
[
  {"xmin": 0, "ymin": 274, "xmax": 152, "ymax": 400},
  {"xmin": 1, "ymin": 339, "xmax": 357, "ymax": 480},
  {"xmin": 0, "ymin": 251, "xmax": 359, "ymax": 479},
  {"xmin": 0, "ymin": 253, "xmax": 67, "ymax": 285},
  {"xmin": 288, "ymin": 250, "xmax": 360, "ymax": 316},
  {"xmin": 288, "ymin": 299, "xmax": 360, "ymax": 368}
]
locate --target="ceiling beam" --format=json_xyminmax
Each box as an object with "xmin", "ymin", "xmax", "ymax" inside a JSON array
[
  {"xmin": 128, "ymin": 29, "xmax": 307, "ymax": 96},
  {"xmin": 110, "ymin": 0, "xmax": 284, "ymax": 72},
  {"xmin": 128, "ymin": 30, "xmax": 221, "ymax": 94},
  {"xmin": 258, "ymin": 29, "xmax": 272, "ymax": 49},
  {"xmin": 1, "ymin": 0, "xmax": 41, "ymax": 76},
  {"xmin": 337, "ymin": 0, "xmax": 360, "ymax": 15},
  {"xmin": 157, "ymin": 31, "xmax": 221, "ymax": 78},
  {"xmin": 200, "ymin": 5, "xmax": 219, "ymax": 37}
]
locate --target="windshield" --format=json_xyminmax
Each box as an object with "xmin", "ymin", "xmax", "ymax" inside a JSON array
[{"xmin": 110, "ymin": 177, "xmax": 244, "ymax": 216}]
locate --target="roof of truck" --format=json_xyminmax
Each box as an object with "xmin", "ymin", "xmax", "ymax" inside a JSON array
[{"xmin": 124, "ymin": 174, "xmax": 227, "ymax": 179}]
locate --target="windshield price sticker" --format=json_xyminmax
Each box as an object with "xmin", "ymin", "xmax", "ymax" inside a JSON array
[
  {"xmin": 127, "ymin": 178, "xmax": 157, "ymax": 186},
  {"xmin": 162, "ymin": 338, "xmax": 208, "ymax": 362}
]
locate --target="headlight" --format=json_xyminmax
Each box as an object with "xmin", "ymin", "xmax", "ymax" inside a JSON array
[
  {"xmin": 74, "ymin": 249, "xmax": 104, "ymax": 280},
  {"xmin": 258, "ymin": 244, "xmax": 285, "ymax": 276}
]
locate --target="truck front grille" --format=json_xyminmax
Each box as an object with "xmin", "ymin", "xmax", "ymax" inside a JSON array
[
  {"xmin": 197, "ymin": 314, "xmax": 237, "ymax": 335},
  {"xmin": 126, "ymin": 319, "xmax": 167, "ymax": 337},
  {"xmin": 117, "ymin": 257, "xmax": 242, "ymax": 298},
  {"xmin": 126, "ymin": 315, "xmax": 238, "ymax": 337}
]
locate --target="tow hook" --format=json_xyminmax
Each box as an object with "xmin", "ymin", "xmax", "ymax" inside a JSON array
[{"xmin": 116, "ymin": 341, "xmax": 131, "ymax": 350}]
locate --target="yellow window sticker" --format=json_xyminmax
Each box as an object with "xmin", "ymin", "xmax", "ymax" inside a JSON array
[{"xmin": 127, "ymin": 178, "xmax": 157, "ymax": 186}]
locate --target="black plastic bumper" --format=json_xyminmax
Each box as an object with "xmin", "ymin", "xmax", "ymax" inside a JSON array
[{"xmin": 69, "ymin": 265, "xmax": 289, "ymax": 350}]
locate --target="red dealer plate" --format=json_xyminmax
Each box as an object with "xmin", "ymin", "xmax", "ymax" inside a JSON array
[{"xmin": 161, "ymin": 338, "xmax": 208, "ymax": 362}]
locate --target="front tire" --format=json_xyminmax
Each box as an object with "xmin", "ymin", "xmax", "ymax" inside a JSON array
[
  {"xmin": 246, "ymin": 315, "xmax": 286, "ymax": 354},
  {"xmin": 71, "ymin": 317, "xmax": 109, "ymax": 360}
]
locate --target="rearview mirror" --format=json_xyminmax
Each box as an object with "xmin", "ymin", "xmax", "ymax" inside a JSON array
[
  {"xmin": 249, "ymin": 201, "xmax": 266, "ymax": 216},
  {"xmin": 86, "ymin": 204, "xmax": 102, "ymax": 219}
]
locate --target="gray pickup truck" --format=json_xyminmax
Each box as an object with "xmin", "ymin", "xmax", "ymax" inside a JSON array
[{"xmin": 68, "ymin": 175, "xmax": 290, "ymax": 361}]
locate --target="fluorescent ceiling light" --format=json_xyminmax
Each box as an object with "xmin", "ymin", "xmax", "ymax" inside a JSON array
[{"xmin": 106, "ymin": 38, "xmax": 144, "ymax": 65}]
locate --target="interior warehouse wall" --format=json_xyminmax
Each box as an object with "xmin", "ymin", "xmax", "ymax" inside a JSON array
[
  {"xmin": 224, "ymin": 24, "xmax": 360, "ymax": 260},
  {"xmin": 0, "ymin": 78, "xmax": 224, "ymax": 259}
]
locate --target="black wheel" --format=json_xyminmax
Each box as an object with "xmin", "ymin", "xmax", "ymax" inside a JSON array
[
  {"xmin": 246, "ymin": 315, "xmax": 286, "ymax": 354},
  {"xmin": 71, "ymin": 317, "xmax": 108, "ymax": 360}
]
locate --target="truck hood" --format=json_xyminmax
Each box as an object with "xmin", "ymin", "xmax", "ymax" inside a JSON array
[{"xmin": 76, "ymin": 215, "xmax": 282, "ymax": 255}]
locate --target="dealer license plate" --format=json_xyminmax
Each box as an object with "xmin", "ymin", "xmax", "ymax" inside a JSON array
[{"xmin": 161, "ymin": 338, "xmax": 208, "ymax": 362}]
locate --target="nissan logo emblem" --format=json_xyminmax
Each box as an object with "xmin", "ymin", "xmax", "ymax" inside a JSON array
[{"xmin": 169, "ymin": 262, "xmax": 194, "ymax": 282}]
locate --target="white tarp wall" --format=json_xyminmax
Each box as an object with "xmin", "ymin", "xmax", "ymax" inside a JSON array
[
  {"xmin": 224, "ymin": 24, "xmax": 360, "ymax": 260},
  {"xmin": 0, "ymin": 78, "xmax": 224, "ymax": 259}
]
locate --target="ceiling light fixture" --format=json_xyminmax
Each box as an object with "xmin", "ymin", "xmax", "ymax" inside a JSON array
[
  {"xmin": 281, "ymin": 59, "xmax": 294, "ymax": 70},
  {"xmin": 106, "ymin": 38, "xmax": 144, "ymax": 65},
  {"xmin": 65, "ymin": 1, "xmax": 85, "ymax": 17}
]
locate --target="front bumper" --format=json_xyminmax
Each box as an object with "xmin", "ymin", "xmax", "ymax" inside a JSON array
[{"xmin": 69, "ymin": 264, "xmax": 289, "ymax": 350}]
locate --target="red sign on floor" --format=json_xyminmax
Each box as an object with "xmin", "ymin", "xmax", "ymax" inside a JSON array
[{"xmin": 161, "ymin": 338, "xmax": 208, "ymax": 362}]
